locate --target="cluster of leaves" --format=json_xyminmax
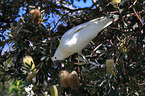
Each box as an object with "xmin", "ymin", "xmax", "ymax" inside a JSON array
[{"xmin": 0, "ymin": 0, "xmax": 145, "ymax": 95}]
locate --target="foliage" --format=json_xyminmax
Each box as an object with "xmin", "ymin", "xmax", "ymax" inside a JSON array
[
  {"xmin": 8, "ymin": 80, "xmax": 26, "ymax": 96},
  {"xmin": 0, "ymin": 0, "xmax": 145, "ymax": 95}
]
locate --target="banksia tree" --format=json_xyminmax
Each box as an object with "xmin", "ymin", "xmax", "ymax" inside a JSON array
[{"xmin": 0, "ymin": 0, "xmax": 144, "ymax": 95}]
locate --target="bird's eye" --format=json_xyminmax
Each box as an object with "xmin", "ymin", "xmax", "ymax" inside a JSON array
[{"xmin": 55, "ymin": 57, "xmax": 57, "ymax": 59}]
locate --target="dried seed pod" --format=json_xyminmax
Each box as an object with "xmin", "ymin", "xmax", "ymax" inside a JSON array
[
  {"xmin": 30, "ymin": 9, "xmax": 42, "ymax": 24},
  {"xmin": 59, "ymin": 70, "xmax": 69, "ymax": 87},
  {"xmin": 67, "ymin": 71, "xmax": 79, "ymax": 91}
]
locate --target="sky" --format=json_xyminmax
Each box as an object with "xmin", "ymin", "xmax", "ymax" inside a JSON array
[
  {"xmin": 73, "ymin": 0, "xmax": 93, "ymax": 8},
  {"xmin": 1, "ymin": 0, "xmax": 93, "ymax": 55}
]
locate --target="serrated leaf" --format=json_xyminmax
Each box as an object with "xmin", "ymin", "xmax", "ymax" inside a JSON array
[
  {"xmin": 10, "ymin": 23, "xmax": 16, "ymax": 32},
  {"xmin": 22, "ymin": 29, "xmax": 32, "ymax": 33},
  {"xmin": 75, "ymin": 56, "xmax": 84, "ymax": 61},
  {"xmin": 17, "ymin": 19, "xmax": 21, "ymax": 29},
  {"xmin": 41, "ymin": 56, "xmax": 46, "ymax": 61},
  {"xmin": 41, "ymin": 51, "xmax": 47, "ymax": 55},
  {"xmin": 74, "ymin": 62, "xmax": 89, "ymax": 65}
]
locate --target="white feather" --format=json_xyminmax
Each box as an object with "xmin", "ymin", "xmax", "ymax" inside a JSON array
[{"xmin": 52, "ymin": 15, "xmax": 117, "ymax": 61}]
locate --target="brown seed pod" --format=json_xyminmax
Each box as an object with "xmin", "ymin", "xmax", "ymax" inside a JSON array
[
  {"xmin": 67, "ymin": 71, "xmax": 79, "ymax": 91},
  {"xmin": 30, "ymin": 9, "xmax": 42, "ymax": 24},
  {"xmin": 59, "ymin": 70, "xmax": 69, "ymax": 88}
]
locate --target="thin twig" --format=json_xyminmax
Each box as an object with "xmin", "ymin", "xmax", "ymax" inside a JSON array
[
  {"xmin": 25, "ymin": 35, "xmax": 61, "ymax": 42},
  {"xmin": 47, "ymin": 4, "xmax": 96, "ymax": 13},
  {"xmin": 133, "ymin": 8, "xmax": 144, "ymax": 25},
  {"xmin": 51, "ymin": 15, "xmax": 65, "ymax": 31}
]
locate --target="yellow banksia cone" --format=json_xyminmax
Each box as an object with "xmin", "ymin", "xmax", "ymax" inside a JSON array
[
  {"xmin": 106, "ymin": 59, "xmax": 116, "ymax": 76},
  {"xmin": 67, "ymin": 71, "xmax": 79, "ymax": 91},
  {"xmin": 23, "ymin": 56, "xmax": 36, "ymax": 82},
  {"xmin": 30, "ymin": 9, "xmax": 42, "ymax": 24},
  {"xmin": 49, "ymin": 85, "xmax": 58, "ymax": 96},
  {"xmin": 59, "ymin": 70, "xmax": 69, "ymax": 88},
  {"xmin": 23, "ymin": 56, "xmax": 36, "ymax": 71},
  {"xmin": 111, "ymin": 0, "xmax": 121, "ymax": 5}
]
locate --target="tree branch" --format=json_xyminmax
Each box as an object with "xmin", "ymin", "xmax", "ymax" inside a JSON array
[{"xmin": 47, "ymin": 4, "xmax": 96, "ymax": 13}]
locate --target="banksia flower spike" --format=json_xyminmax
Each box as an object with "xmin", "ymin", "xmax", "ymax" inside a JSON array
[{"xmin": 49, "ymin": 85, "xmax": 58, "ymax": 96}]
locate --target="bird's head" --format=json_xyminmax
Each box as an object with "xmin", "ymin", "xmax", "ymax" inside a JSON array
[
  {"xmin": 51, "ymin": 51, "xmax": 66, "ymax": 65},
  {"xmin": 51, "ymin": 48, "xmax": 66, "ymax": 61}
]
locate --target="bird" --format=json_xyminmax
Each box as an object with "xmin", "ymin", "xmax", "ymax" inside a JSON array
[{"xmin": 52, "ymin": 14, "xmax": 119, "ymax": 61}]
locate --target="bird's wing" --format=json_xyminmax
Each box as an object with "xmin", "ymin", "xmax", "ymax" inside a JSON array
[
  {"xmin": 61, "ymin": 17, "xmax": 104, "ymax": 39},
  {"xmin": 61, "ymin": 13, "xmax": 119, "ymax": 40}
]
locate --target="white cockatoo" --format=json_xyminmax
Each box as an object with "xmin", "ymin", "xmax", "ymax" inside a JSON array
[{"xmin": 52, "ymin": 14, "xmax": 119, "ymax": 61}]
